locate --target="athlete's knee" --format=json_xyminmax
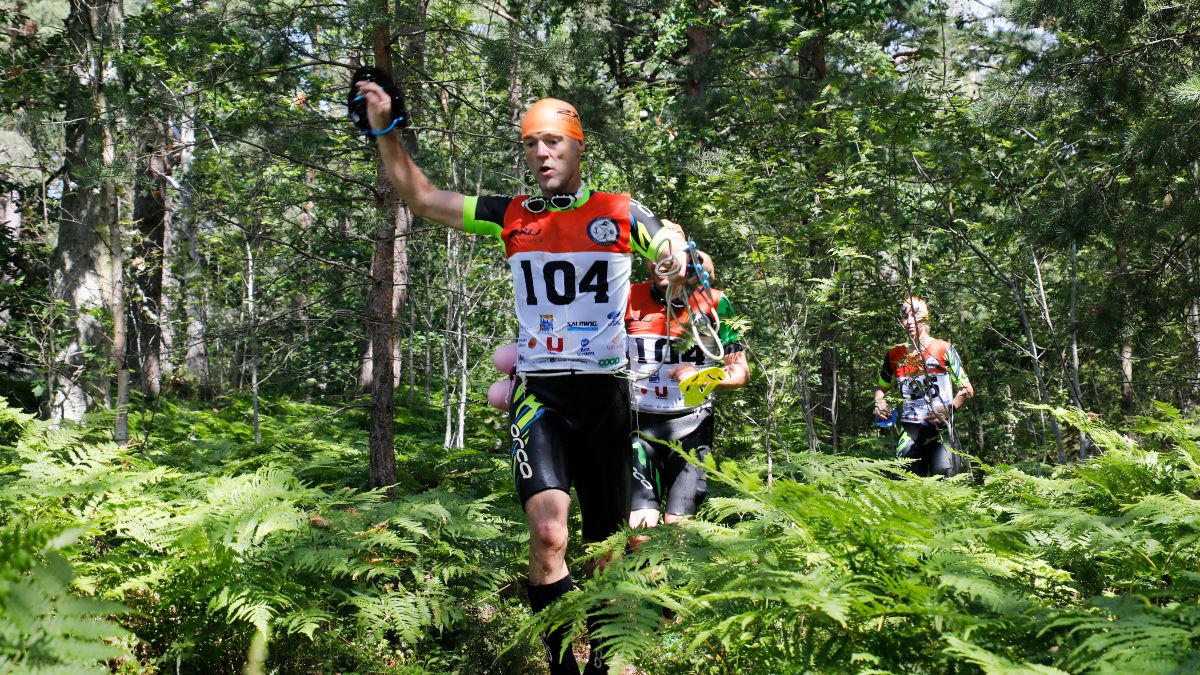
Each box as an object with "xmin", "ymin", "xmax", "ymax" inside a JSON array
[
  {"xmin": 526, "ymin": 490, "xmax": 571, "ymax": 558},
  {"xmin": 530, "ymin": 518, "xmax": 569, "ymax": 556}
]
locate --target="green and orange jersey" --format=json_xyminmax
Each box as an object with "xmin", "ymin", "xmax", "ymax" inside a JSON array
[
  {"xmin": 461, "ymin": 187, "xmax": 679, "ymax": 374},
  {"xmin": 626, "ymin": 281, "xmax": 743, "ymax": 412},
  {"xmin": 878, "ymin": 339, "xmax": 970, "ymax": 423}
]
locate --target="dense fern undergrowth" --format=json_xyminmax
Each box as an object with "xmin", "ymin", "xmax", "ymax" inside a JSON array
[{"xmin": 3, "ymin": 397, "xmax": 1200, "ymax": 673}]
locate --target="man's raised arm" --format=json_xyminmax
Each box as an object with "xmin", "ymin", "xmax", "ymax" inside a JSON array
[{"xmin": 357, "ymin": 80, "xmax": 466, "ymax": 231}]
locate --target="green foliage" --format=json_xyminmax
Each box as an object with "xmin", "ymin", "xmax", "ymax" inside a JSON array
[
  {"xmin": 528, "ymin": 405, "xmax": 1200, "ymax": 673},
  {"xmin": 0, "ymin": 520, "xmax": 132, "ymax": 673},
  {"xmin": 0, "ymin": 397, "xmax": 531, "ymax": 672}
]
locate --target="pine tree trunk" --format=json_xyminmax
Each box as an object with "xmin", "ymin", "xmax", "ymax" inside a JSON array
[
  {"xmin": 364, "ymin": 11, "xmax": 403, "ymax": 493},
  {"xmin": 51, "ymin": 0, "xmax": 123, "ymax": 424},
  {"xmin": 131, "ymin": 121, "xmax": 176, "ymax": 398},
  {"xmin": 684, "ymin": 0, "xmax": 715, "ymax": 101}
]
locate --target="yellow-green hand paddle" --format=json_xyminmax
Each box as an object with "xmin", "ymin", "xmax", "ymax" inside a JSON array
[{"xmin": 679, "ymin": 366, "xmax": 726, "ymax": 407}]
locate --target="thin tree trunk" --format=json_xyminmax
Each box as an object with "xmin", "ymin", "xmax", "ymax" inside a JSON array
[
  {"xmin": 246, "ymin": 236, "xmax": 260, "ymax": 444},
  {"xmin": 1116, "ymin": 242, "xmax": 1135, "ymax": 414},
  {"xmin": 181, "ymin": 214, "xmax": 211, "ymax": 397},
  {"xmin": 1068, "ymin": 239, "xmax": 1088, "ymax": 458},
  {"xmin": 506, "ymin": 1, "xmax": 524, "ymax": 186},
  {"xmin": 442, "ymin": 230, "xmax": 456, "ymax": 448},
  {"xmin": 406, "ymin": 284, "xmax": 416, "ymax": 405},
  {"xmin": 954, "ymin": 229, "xmax": 1066, "ymax": 461},
  {"xmin": 1010, "ymin": 279, "xmax": 1065, "ymax": 461},
  {"xmin": 1189, "ymin": 244, "xmax": 1200, "ymax": 411},
  {"xmin": 110, "ymin": 174, "xmax": 129, "ymax": 443},
  {"xmin": 816, "ymin": 255, "xmax": 840, "ymax": 453}
]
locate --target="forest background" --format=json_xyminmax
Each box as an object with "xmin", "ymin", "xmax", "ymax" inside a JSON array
[{"xmin": 4, "ymin": 0, "xmax": 1200, "ymax": 672}]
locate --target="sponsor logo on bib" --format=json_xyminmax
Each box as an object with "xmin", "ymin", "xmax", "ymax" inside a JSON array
[{"xmin": 587, "ymin": 217, "xmax": 620, "ymax": 246}]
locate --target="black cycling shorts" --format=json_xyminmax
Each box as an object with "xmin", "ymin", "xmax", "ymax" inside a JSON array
[
  {"xmin": 898, "ymin": 421, "xmax": 961, "ymax": 477},
  {"xmin": 508, "ymin": 374, "xmax": 632, "ymax": 541},
  {"xmin": 629, "ymin": 407, "xmax": 714, "ymax": 517}
]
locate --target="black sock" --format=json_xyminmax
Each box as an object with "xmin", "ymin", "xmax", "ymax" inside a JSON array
[
  {"xmin": 528, "ymin": 575, "xmax": 579, "ymax": 675},
  {"xmin": 583, "ymin": 611, "xmax": 608, "ymax": 674}
]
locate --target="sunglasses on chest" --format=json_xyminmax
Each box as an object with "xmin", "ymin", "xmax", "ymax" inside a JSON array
[{"xmin": 522, "ymin": 186, "xmax": 585, "ymax": 213}]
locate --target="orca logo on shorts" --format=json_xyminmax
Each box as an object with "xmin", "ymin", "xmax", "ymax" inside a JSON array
[
  {"xmin": 633, "ymin": 468, "xmax": 654, "ymax": 492},
  {"xmin": 510, "ymin": 423, "xmax": 534, "ymax": 480},
  {"xmin": 510, "ymin": 384, "xmax": 545, "ymax": 483},
  {"xmin": 587, "ymin": 217, "xmax": 620, "ymax": 246}
]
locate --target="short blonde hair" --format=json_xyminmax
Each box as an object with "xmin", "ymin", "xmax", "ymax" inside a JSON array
[{"xmin": 901, "ymin": 295, "xmax": 929, "ymax": 321}]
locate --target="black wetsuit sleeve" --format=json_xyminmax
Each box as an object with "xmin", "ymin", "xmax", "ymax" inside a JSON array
[{"xmin": 628, "ymin": 198, "xmax": 681, "ymax": 260}]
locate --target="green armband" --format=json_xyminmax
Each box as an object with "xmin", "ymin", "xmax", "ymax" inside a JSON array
[
  {"xmin": 946, "ymin": 345, "xmax": 969, "ymax": 388},
  {"xmin": 648, "ymin": 228, "xmax": 679, "ymax": 260},
  {"xmin": 462, "ymin": 196, "xmax": 503, "ymax": 240}
]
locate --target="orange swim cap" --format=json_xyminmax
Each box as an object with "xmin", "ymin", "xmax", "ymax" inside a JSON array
[{"xmin": 521, "ymin": 98, "xmax": 584, "ymax": 142}]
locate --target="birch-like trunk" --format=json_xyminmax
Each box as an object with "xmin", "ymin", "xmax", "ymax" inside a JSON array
[
  {"xmin": 1116, "ymin": 242, "xmax": 1135, "ymax": 414},
  {"xmin": 245, "ymin": 236, "xmax": 260, "ymax": 444}
]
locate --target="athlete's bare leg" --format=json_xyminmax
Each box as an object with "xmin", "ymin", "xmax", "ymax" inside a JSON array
[{"xmin": 527, "ymin": 489, "xmax": 571, "ymax": 584}]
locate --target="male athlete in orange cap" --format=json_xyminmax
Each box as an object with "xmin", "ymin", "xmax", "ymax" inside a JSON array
[{"xmin": 356, "ymin": 77, "xmax": 688, "ymax": 674}]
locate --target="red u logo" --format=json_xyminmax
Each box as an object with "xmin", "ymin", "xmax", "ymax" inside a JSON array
[{"xmin": 546, "ymin": 337, "xmax": 564, "ymax": 353}]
